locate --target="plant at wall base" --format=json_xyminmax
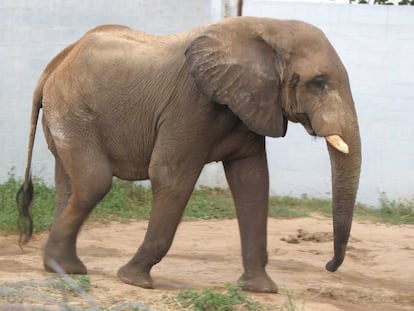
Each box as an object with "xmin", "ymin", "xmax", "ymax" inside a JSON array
[
  {"xmin": 397, "ymin": 0, "xmax": 414, "ymax": 4},
  {"xmin": 350, "ymin": 0, "xmax": 414, "ymax": 4},
  {"xmin": 374, "ymin": 0, "xmax": 397, "ymax": 4},
  {"xmin": 2, "ymin": 176, "xmax": 414, "ymax": 233}
]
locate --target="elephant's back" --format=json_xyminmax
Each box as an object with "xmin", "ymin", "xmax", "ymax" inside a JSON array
[{"xmin": 41, "ymin": 26, "xmax": 195, "ymax": 182}]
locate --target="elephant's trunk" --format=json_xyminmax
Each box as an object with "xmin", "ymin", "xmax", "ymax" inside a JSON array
[{"xmin": 325, "ymin": 118, "xmax": 361, "ymax": 272}]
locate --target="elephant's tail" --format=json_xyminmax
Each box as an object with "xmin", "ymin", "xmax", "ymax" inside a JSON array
[
  {"xmin": 16, "ymin": 42, "xmax": 77, "ymax": 245},
  {"xmin": 16, "ymin": 83, "xmax": 41, "ymax": 245}
]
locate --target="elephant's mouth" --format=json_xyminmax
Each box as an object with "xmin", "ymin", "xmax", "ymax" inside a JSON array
[
  {"xmin": 295, "ymin": 113, "xmax": 349, "ymax": 154},
  {"xmin": 296, "ymin": 113, "xmax": 316, "ymax": 136}
]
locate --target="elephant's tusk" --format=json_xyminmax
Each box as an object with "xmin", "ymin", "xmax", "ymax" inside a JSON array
[{"xmin": 325, "ymin": 135, "xmax": 349, "ymax": 154}]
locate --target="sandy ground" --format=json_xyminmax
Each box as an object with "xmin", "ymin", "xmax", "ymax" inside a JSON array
[{"xmin": 1, "ymin": 216, "xmax": 414, "ymax": 310}]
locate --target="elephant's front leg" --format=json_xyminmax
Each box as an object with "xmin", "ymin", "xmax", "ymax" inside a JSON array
[
  {"xmin": 223, "ymin": 150, "xmax": 278, "ymax": 293},
  {"xmin": 117, "ymin": 159, "xmax": 202, "ymax": 289}
]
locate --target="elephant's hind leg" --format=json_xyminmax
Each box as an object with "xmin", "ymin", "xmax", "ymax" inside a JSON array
[
  {"xmin": 43, "ymin": 156, "xmax": 84, "ymax": 273},
  {"xmin": 44, "ymin": 150, "xmax": 112, "ymax": 275}
]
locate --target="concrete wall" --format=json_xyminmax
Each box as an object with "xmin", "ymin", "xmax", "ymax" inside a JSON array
[{"xmin": 1, "ymin": 0, "xmax": 413, "ymax": 206}]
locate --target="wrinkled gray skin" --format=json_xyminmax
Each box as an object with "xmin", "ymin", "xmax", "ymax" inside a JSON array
[{"xmin": 19, "ymin": 17, "xmax": 361, "ymax": 293}]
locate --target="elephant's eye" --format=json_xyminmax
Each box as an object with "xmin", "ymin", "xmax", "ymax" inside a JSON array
[{"xmin": 309, "ymin": 75, "xmax": 327, "ymax": 90}]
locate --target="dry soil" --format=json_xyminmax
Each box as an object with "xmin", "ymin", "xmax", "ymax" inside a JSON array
[{"xmin": 1, "ymin": 216, "xmax": 414, "ymax": 310}]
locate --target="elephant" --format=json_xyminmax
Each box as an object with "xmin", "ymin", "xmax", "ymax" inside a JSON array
[{"xmin": 16, "ymin": 16, "xmax": 361, "ymax": 293}]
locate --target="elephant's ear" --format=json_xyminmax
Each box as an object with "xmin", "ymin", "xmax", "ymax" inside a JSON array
[{"xmin": 185, "ymin": 23, "xmax": 287, "ymax": 137}]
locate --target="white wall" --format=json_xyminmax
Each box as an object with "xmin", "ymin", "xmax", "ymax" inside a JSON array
[{"xmin": 1, "ymin": 1, "xmax": 413, "ymax": 207}]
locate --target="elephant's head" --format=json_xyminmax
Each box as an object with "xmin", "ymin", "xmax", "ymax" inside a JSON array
[{"xmin": 185, "ymin": 17, "xmax": 361, "ymax": 272}]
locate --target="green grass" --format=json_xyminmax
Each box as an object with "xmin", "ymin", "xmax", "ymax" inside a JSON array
[
  {"xmin": 269, "ymin": 195, "xmax": 332, "ymax": 218},
  {"xmin": 1, "ymin": 174, "xmax": 413, "ymax": 233},
  {"xmin": 92, "ymin": 180, "xmax": 153, "ymax": 220},
  {"xmin": 0, "ymin": 174, "xmax": 21, "ymax": 232},
  {"xmin": 69, "ymin": 275, "xmax": 92, "ymax": 293},
  {"xmin": 173, "ymin": 284, "xmax": 273, "ymax": 311},
  {"xmin": 94, "ymin": 183, "xmax": 236, "ymax": 221},
  {"xmin": 186, "ymin": 187, "xmax": 235, "ymax": 219},
  {"xmin": 355, "ymin": 195, "xmax": 414, "ymax": 224},
  {"xmin": 280, "ymin": 289, "xmax": 305, "ymax": 311},
  {"xmin": 0, "ymin": 174, "xmax": 55, "ymax": 233},
  {"xmin": 0, "ymin": 176, "xmax": 236, "ymax": 233}
]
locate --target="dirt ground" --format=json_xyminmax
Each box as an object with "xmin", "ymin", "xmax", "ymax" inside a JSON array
[{"xmin": 1, "ymin": 216, "xmax": 414, "ymax": 310}]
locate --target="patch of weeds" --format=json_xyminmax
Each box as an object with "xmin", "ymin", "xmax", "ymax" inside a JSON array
[
  {"xmin": 2, "ymin": 171, "xmax": 414, "ymax": 235},
  {"xmin": 30, "ymin": 177, "xmax": 55, "ymax": 230},
  {"xmin": 0, "ymin": 276, "xmax": 92, "ymax": 308},
  {"xmin": 0, "ymin": 275, "xmax": 152, "ymax": 311},
  {"xmin": 94, "ymin": 179, "xmax": 153, "ymax": 220},
  {"xmin": 175, "ymin": 284, "xmax": 273, "ymax": 311},
  {"xmin": 96, "ymin": 183, "xmax": 235, "ymax": 221},
  {"xmin": 269, "ymin": 194, "xmax": 331, "ymax": 218},
  {"xmin": 377, "ymin": 195, "xmax": 414, "ymax": 224},
  {"xmin": 280, "ymin": 289, "xmax": 305, "ymax": 311},
  {"xmin": 70, "ymin": 275, "xmax": 92, "ymax": 292},
  {"xmin": 0, "ymin": 171, "xmax": 55, "ymax": 233},
  {"xmin": 0, "ymin": 170, "xmax": 21, "ymax": 232},
  {"xmin": 354, "ymin": 195, "xmax": 414, "ymax": 225},
  {"xmin": 185, "ymin": 187, "xmax": 235, "ymax": 220}
]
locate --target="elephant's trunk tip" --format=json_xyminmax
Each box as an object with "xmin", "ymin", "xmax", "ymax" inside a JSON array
[
  {"xmin": 325, "ymin": 242, "xmax": 347, "ymax": 272},
  {"xmin": 325, "ymin": 257, "xmax": 343, "ymax": 272}
]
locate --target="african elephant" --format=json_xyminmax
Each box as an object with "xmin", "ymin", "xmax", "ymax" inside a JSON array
[{"xmin": 17, "ymin": 16, "xmax": 361, "ymax": 293}]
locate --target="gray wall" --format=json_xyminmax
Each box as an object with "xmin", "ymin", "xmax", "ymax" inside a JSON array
[{"xmin": 1, "ymin": 1, "xmax": 413, "ymax": 206}]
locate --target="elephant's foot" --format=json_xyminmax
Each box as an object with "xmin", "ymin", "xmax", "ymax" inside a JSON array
[
  {"xmin": 44, "ymin": 242, "xmax": 87, "ymax": 274},
  {"xmin": 117, "ymin": 264, "xmax": 154, "ymax": 289},
  {"xmin": 44, "ymin": 253, "xmax": 87, "ymax": 275},
  {"xmin": 237, "ymin": 272, "xmax": 278, "ymax": 293}
]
